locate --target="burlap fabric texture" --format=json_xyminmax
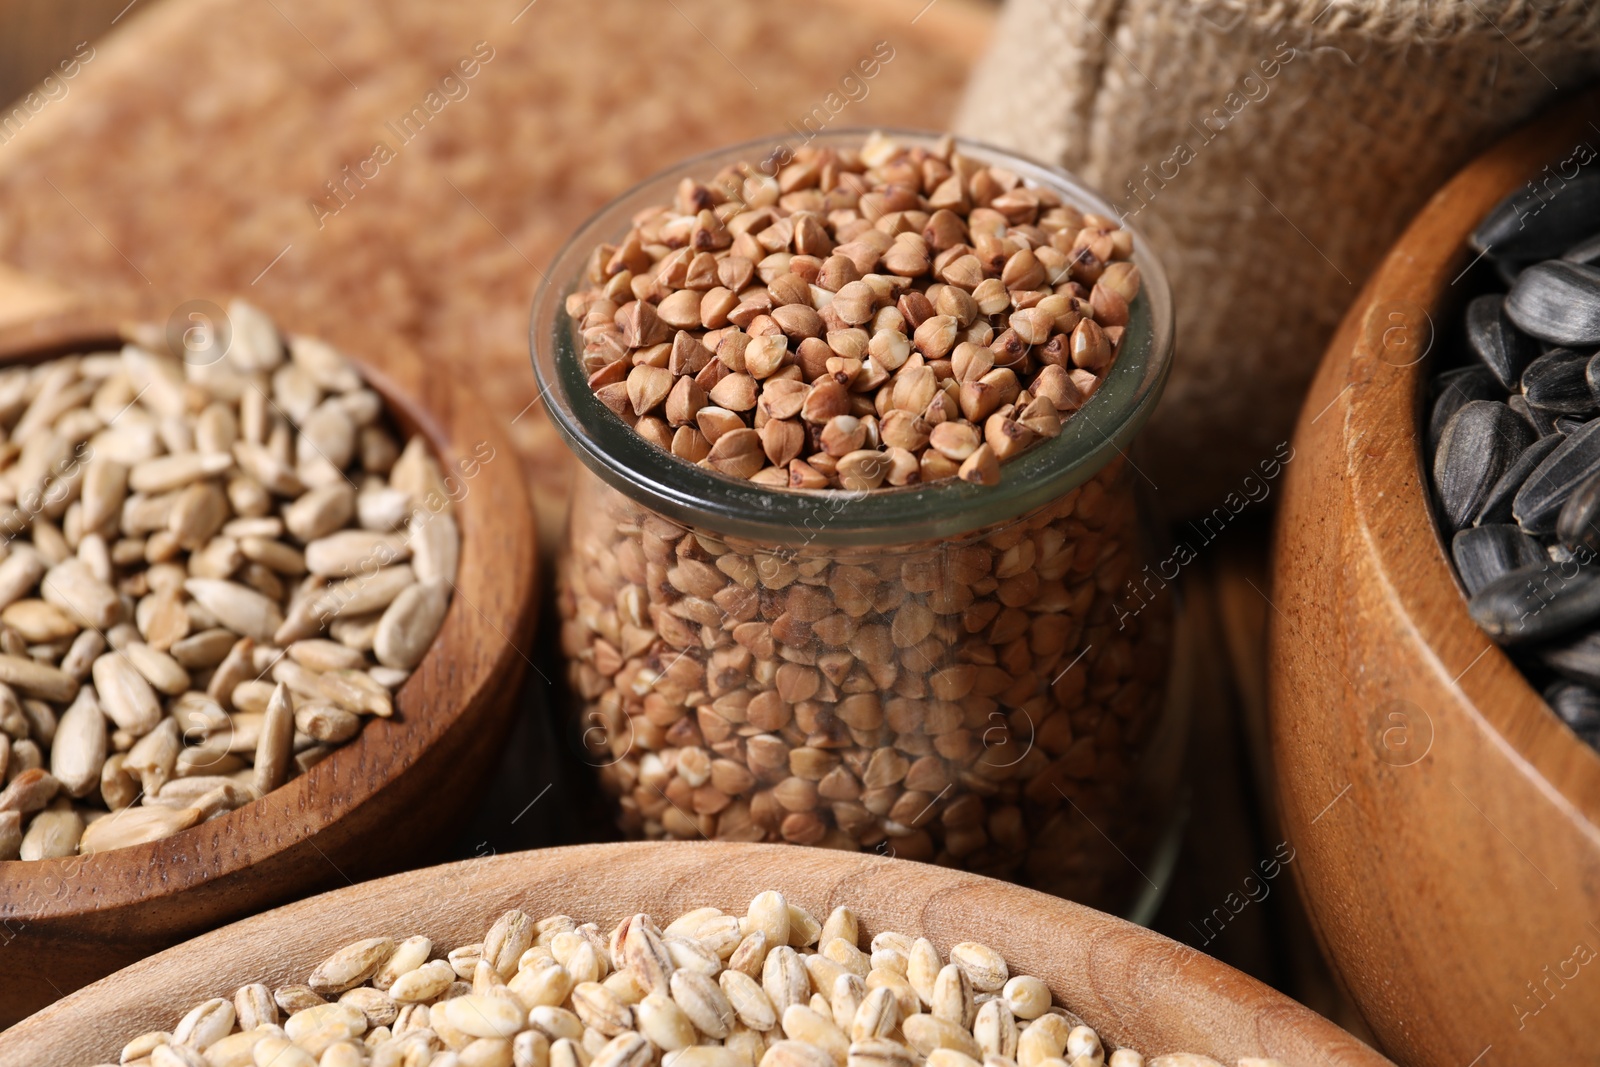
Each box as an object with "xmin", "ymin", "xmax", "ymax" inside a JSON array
[{"xmin": 957, "ymin": 0, "xmax": 1600, "ymax": 516}]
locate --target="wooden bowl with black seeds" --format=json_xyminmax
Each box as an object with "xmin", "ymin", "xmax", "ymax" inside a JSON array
[
  {"xmin": 1271, "ymin": 88, "xmax": 1600, "ymax": 1067},
  {"xmin": 0, "ymin": 306, "xmax": 540, "ymax": 1027}
]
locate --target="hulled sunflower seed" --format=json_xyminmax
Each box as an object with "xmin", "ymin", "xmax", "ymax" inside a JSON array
[
  {"xmin": 253, "ymin": 682, "xmax": 296, "ymax": 795},
  {"xmin": 0, "ymin": 311, "xmax": 458, "ymax": 861},
  {"xmin": 49, "ymin": 687, "xmax": 107, "ymax": 798},
  {"xmin": 18, "ymin": 802, "xmax": 83, "ymax": 860},
  {"xmin": 183, "ymin": 579, "xmax": 285, "ymax": 643},
  {"xmin": 79, "ymin": 802, "xmax": 203, "ymax": 852},
  {"xmin": 92, "ymin": 651, "xmax": 163, "ymax": 735},
  {"xmin": 373, "ymin": 579, "xmax": 451, "ymax": 670}
]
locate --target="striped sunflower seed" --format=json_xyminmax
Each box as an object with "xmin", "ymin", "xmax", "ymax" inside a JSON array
[
  {"xmin": 1434, "ymin": 401, "xmax": 1534, "ymax": 530},
  {"xmin": 1473, "ymin": 174, "xmax": 1600, "ymax": 261},
  {"xmin": 1473, "ymin": 435, "xmax": 1561, "ymax": 526},
  {"xmin": 1465, "ymin": 295, "xmax": 1537, "ymax": 392},
  {"xmin": 1514, "ymin": 418, "xmax": 1600, "ymax": 533},
  {"xmin": 1451, "ymin": 525, "xmax": 1544, "ymax": 596},
  {"xmin": 1545, "ymin": 681, "xmax": 1600, "ymax": 743},
  {"xmin": 1557, "ymin": 469, "xmax": 1600, "ymax": 553},
  {"xmin": 1468, "ymin": 560, "xmax": 1600, "ymax": 643},
  {"xmin": 1507, "ymin": 260, "xmax": 1600, "ymax": 346},
  {"xmin": 1521, "ymin": 348, "xmax": 1596, "ymax": 415}
]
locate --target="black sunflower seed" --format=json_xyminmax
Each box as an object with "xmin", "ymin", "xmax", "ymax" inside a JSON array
[
  {"xmin": 1428, "ymin": 365, "xmax": 1501, "ymax": 452},
  {"xmin": 1476, "ymin": 435, "xmax": 1562, "ymax": 525},
  {"xmin": 1556, "ymin": 469, "xmax": 1600, "ymax": 553},
  {"xmin": 1539, "ymin": 631, "xmax": 1600, "ymax": 687},
  {"xmin": 1505, "ymin": 261, "xmax": 1600, "ymax": 346},
  {"xmin": 1544, "ymin": 682, "xmax": 1600, "ymax": 738},
  {"xmin": 1565, "ymin": 232, "xmax": 1600, "ymax": 266},
  {"xmin": 1472, "ymin": 174, "xmax": 1600, "ymax": 261},
  {"xmin": 1582, "ymin": 351, "xmax": 1600, "ymax": 406},
  {"xmin": 1513, "ymin": 419, "xmax": 1600, "ymax": 532},
  {"xmin": 1452, "ymin": 524, "xmax": 1545, "ymax": 595},
  {"xmin": 1555, "ymin": 416, "xmax": 1593, "ymax": 435},
  {"xmin": 1508, "ymin": 394, "xmax": 1560, "ymax": 436},
  {"xmin": 1466, "ymin": 294, "xmax": 1539, "ymax": 390},
  {"xmin": 1434, "ymin": 400, "xmax": 1534, "ymax": 530},
  {"xmin": 1523, "ymin": 348, "xmax": 1597, "ymax": 415},
  {"xmin": 1468, "ymin": 560, "xmax": 1600, "ymax": 644}
]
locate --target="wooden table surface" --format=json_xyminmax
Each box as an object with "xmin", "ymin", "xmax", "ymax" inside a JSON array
[{"xmin": 0, "ymin": 0, "xmax": 1372, "ymax": 1047}]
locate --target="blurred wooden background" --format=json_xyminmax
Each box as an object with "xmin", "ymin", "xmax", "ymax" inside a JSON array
[
  {"xmin": 0, "ymin": 0, "xmax": 1372, "ymax": 1047},
  {"xmin": 0, "ymin": 0, "xmax": 132, "ymax": 106}
]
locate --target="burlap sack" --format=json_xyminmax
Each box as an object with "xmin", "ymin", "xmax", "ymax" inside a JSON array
[{"xmin": 957, "ymin": 0, "xmax": 1600, "ymax": 515}]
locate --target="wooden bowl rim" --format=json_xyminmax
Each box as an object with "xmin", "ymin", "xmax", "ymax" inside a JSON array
[
  {"xmin": 0, "ymin": 841, "xmax": 1394, "ymax": 1066},
  {"xmin": 0, "ymin": 310, "xmax": 540, "ymax": 913},
  {"xmin": 1325, "ymin": 88, "xmax": 1600, "ymax": 825}
]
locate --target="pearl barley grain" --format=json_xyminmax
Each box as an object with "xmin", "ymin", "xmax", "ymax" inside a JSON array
[{"xmin": 101, "ymin": 896, "xmax": 1249, "ymax": 1067}]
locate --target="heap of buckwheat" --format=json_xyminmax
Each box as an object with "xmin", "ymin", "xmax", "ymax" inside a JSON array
[
  {"xmin": 0, "ymin": 301, "xmax": 459, "ymax": 861},
  {"xmin": 100, "ymin": 891, "xmax": 1282, "ymax": 1067},
  {"xmin": 566, "ymin": 132, "xmax": 1138, "ymax": 490}
]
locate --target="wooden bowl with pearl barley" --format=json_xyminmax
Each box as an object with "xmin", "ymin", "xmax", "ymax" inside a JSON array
[
  {"xmin": 0, "ymin": 310, "xmax": 538, "ymax": 1027},
  {"xmin": 1269, "ymin": 89, "xmax": 1600, "ymax": 1066},
  {"xmin": 0, "ymin": 841, "xmax": 1392, "ymax": 1065}
]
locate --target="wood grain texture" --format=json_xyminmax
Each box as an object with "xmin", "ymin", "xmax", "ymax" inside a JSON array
[
  {"xmin": 0, "ymin": 262, "xmax": 80, "ymax": 328},
  {"xmin": 0, "ymin": 0, "xmax": 133, "ymax": 116},
  {"xmin": 1270, "ymin": 89, "xmax": 1600, "ymax": 1066},
  {"xmin": 0, "ymin": 311, "xmax": 540, "ymax": 1026},
  {"xmin": 0, "ymin": 841, "xmax": 1392, "ymax": 1065}
]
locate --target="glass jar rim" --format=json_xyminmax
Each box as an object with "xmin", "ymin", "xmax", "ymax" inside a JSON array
[{"xmin": 530, "ymin": 128, "xmax": 1174, "ymax": 548}]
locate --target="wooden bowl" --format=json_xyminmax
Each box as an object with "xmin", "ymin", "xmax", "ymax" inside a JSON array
[
  {"xmin": 0, "ymin": 311, "xmax": 540, "ymax": 1026},
  {"xmin": 0, "ymin": 841, "xmax": 1390, "ymax": 1064},
  {"xmin": 1270, "ymin": 91, "xmax": 1600, "ymax": 1065}
]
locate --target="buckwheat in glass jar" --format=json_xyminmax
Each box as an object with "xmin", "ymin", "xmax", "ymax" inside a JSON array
[{"xmin": 534, "ymin": 133, "xmax": 1182, "ymax": 911}]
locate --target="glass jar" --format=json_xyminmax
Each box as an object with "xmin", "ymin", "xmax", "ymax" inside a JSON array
[{"xmin": 532, "ymin": 132, "xmax": 1184, "ymax": 912}]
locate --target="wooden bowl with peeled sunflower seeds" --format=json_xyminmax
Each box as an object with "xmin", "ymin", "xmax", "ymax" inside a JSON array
[
  {"xmin": 0, "ymin": 305, "xmax": 538, "ymax": 1026},
  {"xmin": 1271, "ymin": 88, "xmax": 1600, "ymax": 1066},
  {"xmin": 0, "ymin": 841, "xmax": 1392, "ymax": 1066}
]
